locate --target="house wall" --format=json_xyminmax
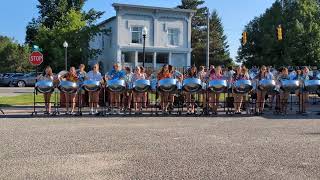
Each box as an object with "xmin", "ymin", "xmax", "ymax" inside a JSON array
[{"xmin": 89, "ymin": 4, "xmax": 194, "ymax": 72}]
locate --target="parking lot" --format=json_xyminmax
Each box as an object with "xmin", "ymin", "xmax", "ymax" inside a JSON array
[{"xmin": 1, "ymin": 116, "xmax": 320, "ymax": 179}]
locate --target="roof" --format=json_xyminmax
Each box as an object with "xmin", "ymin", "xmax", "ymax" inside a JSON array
[
  {"xmin": 96, "ymin": 16, "xmax": 116, "ymax": 27},
  {"xmin": 112, "ymin": 3, "xmax": 196, "ymax": 14}
]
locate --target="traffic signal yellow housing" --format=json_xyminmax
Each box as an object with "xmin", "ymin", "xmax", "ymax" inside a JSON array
[
  {"xmin": 277, "ymin": 25, "xmax": 283, "ymax": 41},
  {"xmin": 242, "ymin": 32, "xmax": 247, "ymax": 45}
]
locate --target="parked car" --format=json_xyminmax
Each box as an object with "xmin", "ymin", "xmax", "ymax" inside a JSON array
[
  {"xmin": 11, "ymin": 72, "xmax": 40, "ymax": 87},
  {"xmin": 0, "ymin": 73, "xmax": 24, "ymax": 86}
]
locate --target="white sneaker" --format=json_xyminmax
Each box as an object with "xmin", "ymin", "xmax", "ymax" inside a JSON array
[{"xmin": 89, "ymin": 110, "xmax": 93, "ymax": 115}]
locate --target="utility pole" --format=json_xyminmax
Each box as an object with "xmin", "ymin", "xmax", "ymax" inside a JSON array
[{"xmin": 206, "ymin": 8, "xmax": 210, "ymax": 68}]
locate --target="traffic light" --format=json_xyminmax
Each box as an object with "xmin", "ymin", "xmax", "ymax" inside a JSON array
[
  {"xmin": 277, "ymin": 25, "xmax": 283, "ymax": 41},
  {"xmin": 242, "ymin": 32, "xmax": 247, "ymax": 45}
]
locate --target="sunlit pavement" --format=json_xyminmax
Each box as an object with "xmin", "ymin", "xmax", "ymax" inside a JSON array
[{"xmin": 1, "ymin": 116, "xmax": 320, "ymax": 179}]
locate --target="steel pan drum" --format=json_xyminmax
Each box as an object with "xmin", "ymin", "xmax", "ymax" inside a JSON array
[
  {"xmin": 35, "ymin": 80, "xmax": 54, "ymax": 93},
  {"xmin": 304, "ymin": 80, "xmax": 320, "ymax": 92},
  {"xmin": 82, "ymin": 80, "xmax": 101, "ymax": 92},
  {"xmin": 182, "ymin": 78, "xmax": 202, "ymax": 93},
  {"xmin": 133, "ymin": 79, "xmax": 151, "ymax": 93},
  {"xmin": 58, "ymin": 81, "xmax": 78, "ymax": 94},
  {"xmin": 258, "ymin": 79, "xmax": 276, "ymax": 92},
  {"xmin": 280, "ymin": 80, "xmax": 300, "ymax": 92},
  {"xmin": 158, "ymin": 78, "xmax": 177, "ymax": 92},
  {"xmin": 208, "ymin": 80, "xmax": 227, "ymax": 93},
  {"xmin": 107, "ymin": 79, "xmax": 126, "ymax": 93},
  {"xmin": 233, "ymin": 80, "xmax": 253, "ymax": 93}
]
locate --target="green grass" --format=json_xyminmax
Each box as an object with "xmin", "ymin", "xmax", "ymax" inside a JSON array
[
  {"xmin": 0, "ymin": 93, "xmax": 59, "ymax": 107},
  {"xmin": 0, "ymin": 92, "xmax": 230, "ymax": 107}
]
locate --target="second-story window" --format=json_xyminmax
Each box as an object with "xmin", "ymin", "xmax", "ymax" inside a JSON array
[
  {"xmin": 131, "ymin": 26, "xmax": 143, "ymax": 44},
  {"xmin": 168, "ymin": 28, "xmax": 179, "ymax": 46}
]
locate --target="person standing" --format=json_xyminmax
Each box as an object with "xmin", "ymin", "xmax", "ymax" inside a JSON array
[
  {"xmin": 132, "ymin": 66, "xmax": 147, "ymax": 114},
  {"xmin": 209, "ymin": 66, "xmax": 224, "ymax": 115},
  {"xmin": 77, "ymin": 64, "xmax": 87, "ymax": 108},
  {"xmin": 232, "ymin": 66, "xmax": 249, "ymax": 114},
  {"xmin": 254, "ymin": 65, "xmax": 274, "ymax": 115},
  {"xmin": 39, "ymin": 66, "xmax": 54, "ymax": 115},
  {"xmin": 185, "ymin": 66, "xmax": 198, "ymax": 114},
  {"xmin": 157, "ymin": 64, "xmax": 172, "ymax": 113},
  {"xmin": 87, "ymin": 64, "xmax": 103, "ymax": 115},
  {"xmin": 106, "ymin": 63, "xmax": 125, "ymax": 114},
  {"xmin": 60, "ymin": 67, "xmax": 79, "ymax": 115},
  {"xmin": 294, "ymin": 66, "xmax": 310, "ymax": 115}
]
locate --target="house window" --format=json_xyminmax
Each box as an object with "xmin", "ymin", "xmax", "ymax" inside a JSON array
[
  {"xmin": 138, "ymin": 52, "xmax": 153, "ymax": 63},
  {"xmin": 156, "ymin": 53, "xmax": 169, "ymax": 64},
  {"xmin": 168, "ymin": 28, "xmax": 179, "ymax": 46},
  {"xmin": 131, "ymin": 26, "xmax": 143, "ymax": 44}
]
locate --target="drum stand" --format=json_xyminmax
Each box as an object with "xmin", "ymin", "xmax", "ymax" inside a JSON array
[
  {"xmin": 0, "ymin": 107, "xmax": 4, "ymax": 115},
  {"xmin": 31, "ymin": 87, "xmax": 37, "ymax": 116},
  {"xmin": 52, "ymin": 89, "xmax": 60, "ymax": 116}
]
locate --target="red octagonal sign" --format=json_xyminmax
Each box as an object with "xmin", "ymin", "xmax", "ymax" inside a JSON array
[{"xmin": 29, "ymin": 51, "xmax": 44, "ymax": 66}]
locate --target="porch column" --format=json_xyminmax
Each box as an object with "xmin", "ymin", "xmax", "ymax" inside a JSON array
[
  {"xmin": 168, "ymin": 52, "xmax": 172, "ymax": 65},
  {"xmin": 134, "ymin": 51, "xmax": 138, "ymax": 67},
  {"xmin": 187, "ymin": 52, "xmax": 191, "ymax": 67},
  {"xmin": 153, "ymin": 52, "xmax": 157, "ymax": 69},
  {"xmin": 117, "ymin": 49, "xmax": 122, "ymax": 63}
]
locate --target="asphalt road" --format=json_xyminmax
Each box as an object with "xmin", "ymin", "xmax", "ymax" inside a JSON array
[
  {"xmin": 1, "ymin": 116, "xmax": 320, "ymax": 180},
  {"xmin": 0, "ymin": 87, "xmax": 33, "ymax": 97}
]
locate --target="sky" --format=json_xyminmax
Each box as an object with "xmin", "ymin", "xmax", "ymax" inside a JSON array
[{"xmin": 0, "ymin": 0, "xmax": 276, "ymax": 60}]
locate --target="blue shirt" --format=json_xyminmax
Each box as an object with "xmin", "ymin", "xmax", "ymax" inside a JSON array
[{"xmin": 108, "ymin": 69, "xmax": 125, "ymax": 80}]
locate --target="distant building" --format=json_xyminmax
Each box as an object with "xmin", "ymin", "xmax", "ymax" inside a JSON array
[{"xmin": 89, "ymin": 3, "xmax": 195, "ymax": 72}]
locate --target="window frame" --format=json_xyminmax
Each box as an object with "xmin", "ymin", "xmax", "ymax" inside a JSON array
[
  {"xmin": 167, "ymin": 28, "xmax": 180, "ymax": 46},
  {"xmin": 130, "ymin": 26, "xmax": 143, "ymax": 44}
]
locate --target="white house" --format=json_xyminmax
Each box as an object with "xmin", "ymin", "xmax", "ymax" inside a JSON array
[{"xmin": 89, "ymin": 3, "xmax": 195, "ymax": 72}]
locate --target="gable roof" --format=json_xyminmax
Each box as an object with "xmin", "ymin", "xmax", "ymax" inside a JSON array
[
  {"xmin": 96, "ymin": 16, "xmax": 116, "ymax": 27},
  {"xmin": 113, "ymin": 3, "xmax": 196, "ymax": 14}
]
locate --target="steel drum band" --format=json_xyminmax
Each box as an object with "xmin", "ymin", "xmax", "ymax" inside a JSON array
[{"xmin": 35, "ymin": 78, "xmax": 320, "ymax": 94}]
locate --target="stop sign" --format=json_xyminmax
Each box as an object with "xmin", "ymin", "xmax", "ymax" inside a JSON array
[{"xmin": 29, "ymin": 51, "xmax": 43, "ymax": 66}]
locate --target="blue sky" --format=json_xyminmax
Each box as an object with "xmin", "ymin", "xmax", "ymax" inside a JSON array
[{"xmin": 0, "ymin": 0, "xmax": 275, "ymax": 59}]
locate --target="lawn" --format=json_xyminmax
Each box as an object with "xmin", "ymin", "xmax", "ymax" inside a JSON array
[
  {"xmin": 0, "ymin": 93, "xmax": 59, "ymax": 107},
  {"xmin": 0, "ymin": 92, "xmax": 230, "ymax": 107}
]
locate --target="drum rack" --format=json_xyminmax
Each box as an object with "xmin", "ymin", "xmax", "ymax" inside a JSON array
[{"xmin": 30, "ymin": 82, "xmax": 320, "ymax": 117}]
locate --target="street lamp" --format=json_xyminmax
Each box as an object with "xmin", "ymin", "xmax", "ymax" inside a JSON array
[
  {"xmin": 142, "ymin": 26, "xmax": 148, "ymax": 67},
  {"xmin": 63, "ymin": 41, "xmax": 68, "ymax": 70}
]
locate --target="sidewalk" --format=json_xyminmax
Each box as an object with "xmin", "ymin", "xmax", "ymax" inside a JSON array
[{"xmin": 1, "ymin": 103, "xmax": 320, "ymax": 119}]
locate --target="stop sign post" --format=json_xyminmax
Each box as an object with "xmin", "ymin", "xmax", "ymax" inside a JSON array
[
  {"xmin": 29, "ymin": 51, "xmax": 44, "ymax": 98},
  {"xmin": 29, "ymin": 51, "xmax": 43, "ymax": 66}
]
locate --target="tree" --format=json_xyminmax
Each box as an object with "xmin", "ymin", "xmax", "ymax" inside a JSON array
[
  {"xmin": 177, "ymin": 0, "xmax": 231, "ymax": 66},
  {"xmin": 26, "ymin": 0, "xmax": 104, "ymax": 71},
  {"xmin": 237, "ymin": 0, "xmax": 320, "ymax": 67},
  {"xmin": 0, "ymin": 36, "xmax": 32, "ymax": 73},
  {"xmin": 177, "ymin": 0, "xmax": 208, "ymax": 66},
  {"xmin": 208, "ymin": 10, "xmax": 232, "ymax": 66}
]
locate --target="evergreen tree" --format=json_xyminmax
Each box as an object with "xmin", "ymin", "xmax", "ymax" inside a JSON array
[
  {"xmin": 178, "ymin": 0, "xmax": 231, "ymax": 66},
  {"xmin": 177, "ymin": 0, "xmax": 208, "ymax": 66},
  {"xmin": 209, "ymin": 10, "xmax": 232, "ymax": 66}
]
